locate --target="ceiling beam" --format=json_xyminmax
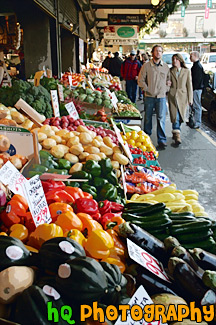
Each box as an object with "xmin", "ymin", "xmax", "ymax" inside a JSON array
[
  {"xmin": 92, "ymin": 4, "xmax": 153, "ymax": 9},
  {"xmin": 96, "ymin": 18, "xmax": 108, "ymax": 21}
]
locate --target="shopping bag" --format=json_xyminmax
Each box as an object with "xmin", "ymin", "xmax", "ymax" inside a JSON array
[{"xmin": 188, "ymin": 104, "xmax": 195, "ymax": 128}]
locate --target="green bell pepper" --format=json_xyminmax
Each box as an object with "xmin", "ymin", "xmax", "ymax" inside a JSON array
[
  {"xmin": 81, "ymin": 184, "xmax": 97, "ymax": 199},
  {"xmin": 47, "ymin": 168, "xmax": 68, "ymax": 175},
  {"xmin": 70, "ymin": 171, "xmax": 92, "ymax": 180},
  {"xmin": 41, "ymin": 156, "xmax": 59, "ymax": 169},
  {"xmin": 100, "ymin": 183, "xmax": 117, "ymax": 201},
  {"xmin": 83, "ymin": 160, "xmax": 101, "ymax": 177},
  {"xmin": 32, "ymin": 164, "xmax": 48, "ymax": 173},
  {"xmin": 57, "ymin": 159, "xmax": 72, "ymax": 170},
  {"xmin": 39, "ymin": 150, "xmax": 53, "ymax": 160},
  {"xmin": 28, "ymin": 171, "xmax": 43, "ymax": 178},
  {"xmin": 64, "ymin": 181, "xmax": 80, "ymax": 187},
  {"xmin": 99, "ymin": 158, "xmax": 113, "ymax": 175},
  {"xmin": 93, "ymin": 177, "xmax": 108, "ymax": 188},
  {"xmin": 106, "ymin": 171, "xmax": 118, "ymax": 185}
]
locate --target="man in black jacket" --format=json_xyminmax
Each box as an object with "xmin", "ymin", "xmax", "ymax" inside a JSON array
[
  {"xmin": 102, "ymin": 51, "xmax": 112, "ymax": 71},
  {"xmin": 109, "ymin": 52, "xmax": 123, "ymax": 77},
  {"xmin": 190, "ymin": 51, "xmax": 204, "ymax": 129}
]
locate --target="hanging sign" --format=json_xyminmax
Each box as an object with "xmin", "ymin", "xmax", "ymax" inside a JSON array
[
  {"xmin": 65, "ymin": 102, "xmax": 79, "ymax": 120},
  {"xmin": 181, "ymin": 5, "xmax": 185, "ymax": 17},
  {"xmin": 207, "ymin": 0, "xmax": 212, "ymax": 8},
  {"xmin": 57, "ymin": 84, "xmax": 64, "ymax": 102},
  {"xmin": 0, "ymin": 161, "xmax": 27, "ymax": 196},
  {"xmin": 50, "ymin": 90, "xmax": 60, "ymax": 117},
  {"xmin": 205, "ymin": 0, "xmax": 210, "ymax": 18}
]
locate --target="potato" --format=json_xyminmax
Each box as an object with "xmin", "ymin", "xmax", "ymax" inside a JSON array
[
  {"xmin": 56, "ymin": 129, "xmax": 69, "ymax": 137},
  {"xmin": 50, "ymin": 145, "xmax": 65, "ymax": 158},
  {"xmin": 40, "ymin": 125, "xmax": 55, "ymax": 137},
  {"xmin": 0, "ymin": 118, "xmax": 17, "ymax": 126},
  {"xmin": 21, "ymin": 119, "xmax": 34, "ymax": 130},
  {"xmin": 69, "ymin": 163, "xmax": 83, "ymax": 174},
  {"xmin": 79, "ymin": 132, "xmax": 92, "ymax": 145},
  {"xmin": 88, "ymin": 131, "xmax": 97, "ymax": 139},
  {"xmin": 11, "ymin": 111, "xmax": 25, "ymax": 124},
  {"xmin": 66, "ymin": 136, "xmax": 79, "ymax": 147},
  {"xmin": 85, "ymin": 146, "xmax": 100, "ymax": 154},
  {"xmin": 79, "ymin": 152, "xmax": 89, "ymax": 161},
  {"xmin": 111, "ymin": 161, "xmax": 120, "ymax": 169},
  {"xmin": 69, "ymin": 144, "xmax": 84, "ymax": 155},
  {"xmin": 103, "ymin": 136, "xmax": 114, "ymax": 148},
  {"xmin": 86, "ymin": 154, "xmax": 101, "ymax": 161},
  {"xmin": 72, "ymin": 131, "xmax": 80, "ymax": 136},
  {"xmin": 0, "ymin": 135, "xmax": 10, "ymax": 152},
  {"xmin": 92, "ymin": 139, "xmax": 101, "ymax": 148},
  {"xmin": 50, "ymin": 135, "xmax": 62, "ymax": 144},
  {"xmin": 30, "ymin": 128, "xmax": 40, "ymax": 134},
  {"xmin": 61, "ymin": 140, "xmax": 66, "ymax": 145},
  {"xmin": 76, "ymin": 125, "xmax": 89, "ymax": 132},
  {"xmin": 38, "ymin": 132, "xmax": 47, "ymax": 142},
  {"xmin": 113, "ymin": 153, "xmax": 129, "ymax": 165},
  {"xmin": 57, "ymin": 145, "xmax": 69, "ymax": 154},
  {"xmin": 10, "ymin": 156, "xmax": 23, "ymax": 169},
  {"xmin": 94, "ymin": 136, "xmax": 103, "ymax": 142},
  {"xmin": 51, "ymin": 126, "xmax": 59, "ymax": 133},
  {"xmin": 97, "ymin": 152, "xmax": 106, "ymax": 159},
  {"xmin": 116, "ymin": 169, "xmax": 121, "ymax": 178},
  {"xmin": 62, "ymin": 132, "xmax": 75, "ymax": 141},
  {"xmin": 113, "ymin": 146, "xmax": 121, "ymax": 154},
  {"xmin": 100, "ymin": 145, "xmax": 113, "ymax": 156},
  {"xmin": 64, "ymin": 153, "xmax": 79, "ymax": 164},
  {"xmin": 42, "ymin": 138, "xmax": 56, "ymax": 150}
]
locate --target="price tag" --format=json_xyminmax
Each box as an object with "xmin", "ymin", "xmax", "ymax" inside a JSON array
[
  {"xmin": 111, "ymin": 92, "xmax": 118, "ymax": 110},
  {"xmin": 127, "ymin": 239, "xmax": 171, "ymax": 283},
  {"xmin": 68, "ymin": 75, "xmax": 73, "ymax": 89},
  {"xmin": 15, "ymin": 98, "xmax": 43, "ymax": 127},
  {"xmin": 112, "ymin": 123, "xmax": 133, "ymax": 163},
  {"xmin": 42, "ymin": 66, "xmax": 47, "ymax": 77},
  {"xmin": 115, "ymin": 286, "xmax": 167, "ymax": 325},
  {"xmin": 0, "ymin": 161, "xmax": 27, "ymax": 196},
  {"xmin": 57, "ymin": 84, "xmax": 64, "ymax": 102},
  {"xmin": 50, "ymin": 90, "xmax": 60, "ymax": 117},
  {"xmin": 22, "ymin": 175, "xmax": 52, "ymax": 227},
  {"xmin": 82, "ymin": 82, "xmax": 86, "ymax": 89},
  {"xmin": 65, "ymin": 102, "xmax": 79, "ymax": 120}
]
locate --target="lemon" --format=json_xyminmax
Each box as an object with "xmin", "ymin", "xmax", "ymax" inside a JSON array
[
  {"xmin": 126, "ymin": 132, "xmax": 131, "ymax": 138},
  {"xmin": 131, "ymin": 131, "xmax": 139, "ymax": 140},
  {"xmin": 128, "ymin": 139, "xmax": 135, "ymax": 146},
  {"xmin": 140, "ymin": 145, "xmax": 146, "ymax": 151},
  {"xmin": 138, "ymin": 130, "xmax": 145, "ymax": 136},
  {"xmin": 135, "ymin": 141, "xmax": 142, "ymax": 147},
  {"xmin": 137, "ymin": 135, "xmax": 145, "ymax": 142},
  {"xmin": 122, "ymin": 135, "xmax": 127, "ymax": 141}
]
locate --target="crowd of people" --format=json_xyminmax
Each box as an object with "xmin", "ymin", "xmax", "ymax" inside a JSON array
[{"xmin": 102, "ymin": 46, "xmax": 206, "ymax": 150}]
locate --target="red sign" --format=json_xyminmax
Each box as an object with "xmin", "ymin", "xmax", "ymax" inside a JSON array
[{"xmin": 205, "ymin": 0, "xmax": 210, "ymax": 19}]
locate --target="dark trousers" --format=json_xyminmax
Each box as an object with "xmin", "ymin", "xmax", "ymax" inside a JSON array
[{"xmin": 126, "ymin": 79, "xmax": 137, "ymax": 103}]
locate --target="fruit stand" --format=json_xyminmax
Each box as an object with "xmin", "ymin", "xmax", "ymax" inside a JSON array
[{"xmin": 0, "ymin": 71, "xmax": 214, "ymax": 325}]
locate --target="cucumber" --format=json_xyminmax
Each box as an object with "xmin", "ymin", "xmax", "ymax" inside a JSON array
[
  {"xmin": 169, "ymin": 215, "xmax": 196, "ymax": 221},
  {"xmin": 164, "ymin": 208, "xmax": 172, "ymax": 216},
  {"xmin": 122, "ymin": 212, "xmax": 167, "ymax": 223},
  {"xmin": 172, "ymin": 219, "xmax": 197, "ymax": 225},
  {"xmin": 133, "ymin": 215, "xmax": 172, "ymax": 231},
  {"xmin": 171, "ymin": 220, "xmax": 212, "ymax": 236},
  {"xmin": 176, "ymin": 229, "xmax": 213, "ymax": 244},
  {"xmin": 170, "ymin": 212, "xmax": 195, "ymax": 218},
  {"xmin": 124, "ymin": 202, "xmax": 151, "ymax": 209},
  {"xmin": 183, "ymin": 236, "xmax": 216, "ymax": 250},
  {"xmin": 123, "ymin": 202, "xmax": 166, "ymax": 216}
]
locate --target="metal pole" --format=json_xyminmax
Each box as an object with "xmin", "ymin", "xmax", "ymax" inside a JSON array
[{"xmin": 55, "ymin": 0, "xmax": 62, "ymax": 77}]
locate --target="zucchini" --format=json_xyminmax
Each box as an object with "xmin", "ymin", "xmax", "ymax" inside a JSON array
[
  {"xmin": 154, "ymin": 233, "xmax": 171, "ymax": 242},
  {"xmin": 132, "ymin": 215, "xmax": 172, "ymax": 230},
  {"xmin": 150, "ymin": 227, "xmax": 170, "ymax": 235},
  {"xmin": 176, "ymin": 229, "xmax": 213, "ymax": 244},
  {"xmin": 169, "ymin": 215, "xmax": 196, "ymax": 221},
  {"xmin": 124, "ymin": 202, "xmax": 151, "ymax": 210},
  {"xmin": 164, "ymin": 208, "xmax": 172, "ymax": 215},
  {"xmin": 122, "ymin": 212, "xmax": 168, "ymax": 223},
  {"xmin": 183, "ymin": 236, "xmax": 216, "ymax": 250},
  {"xmin": 171, "ymin": 220, "xmax": 212, "ymax": 236},
  {"xmin": 171, "ymin": 219, "xmax": 197, "ymax": 225},
  {"xmin": 170, "ymin": 212, "xmax": 195, "ymax": 218},
  {"xmin": 123, "ymin": 202, "xmax": 166, "ymax": 216}
]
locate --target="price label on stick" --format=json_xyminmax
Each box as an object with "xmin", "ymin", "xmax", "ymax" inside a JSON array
[
  {"xmin": 111, "ymin": 92, "xmax": 118, "ymax": 110},
  {"xmin": 0, "ymin": 161, "xmax": 27, "ymax": 196},
  {"xmin": 68, "ymin": 75, "xmax": 73, "ymax": 89},
  {"xmin": 65, "ymin": 102, "xmax": 79, "ymax": 120},
  {"xmin": 127, "ymin": 239, "xmax": 171, "ymax": 283},
  {"xmin": 112, "ymin": 122, "xmax": 133, "ymax": 163},
  {"xmin": 50, "ymin": 90, "xmax": 60, "ymax": 117},
  {"xmin": 57, "ymin": 84, "xmax": 64, "ymax": 102},
  {"xmin": 22, "ymin": 175, "xmax": 51, "ymax": 227}
]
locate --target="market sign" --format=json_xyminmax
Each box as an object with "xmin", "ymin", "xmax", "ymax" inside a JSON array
[
  {"xmin": 104, "ymin": 26, "xmax": 138, "ymax": 40},
  {"xmin": 108, "ymin": 14, "xmax": 145, "ymax": 26},
  {"xmin": 207, "ymin": 0, "xmax": 212, "ymax": 8},
  {"xmin": 105, "ymin": 39, "xmax": 138, "ymax": 46},
  {"xmin": 181, "ymin": 5, "xmax": 185, "ymax": 17},
  {"xmin": 205, "ymin": 0, "xmax": 210, "ymax": 19}
]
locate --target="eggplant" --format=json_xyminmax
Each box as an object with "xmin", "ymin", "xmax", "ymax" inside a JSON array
[
  {"xmin": 117, "ymin": 222, "xmax": 169, "ymax": 266},
  {"xmin": 171, "ymin": 246, "xmax": 204, "ymax": 279},
  {"xmin": 136, "ymin": 265, "xmax": 178, "ymax": 296},
  {"xmin": 189, "ymin": 248, "xmax": 216, "ymax": 271},
  {"xmin": 168, "ymin": 257, "xmax": 216, "ymax": 306},
  {"xmin": 164, "ymin": 236, "xmax": 180, "ymax": 256},
  {"xmin": 202, "ymin": 270, "xmax": 216, "ymax": 290}
]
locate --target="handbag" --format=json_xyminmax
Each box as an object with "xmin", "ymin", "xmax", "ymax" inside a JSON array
[{"xmin": 188, "ymin": 104, "xmax": 196, "ymax": 128}]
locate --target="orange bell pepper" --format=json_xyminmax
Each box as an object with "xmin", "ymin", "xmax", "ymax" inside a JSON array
[
  {"xmin": 11, "ymin": 194, "xmax": 28, "ymax": 211},
  {"xmin": 10, "ymin": 224, "xmax": 28, "ymax": 242},
  {"xmin": 55, "ymin": 211, "xmax": 83, "ymax": 232},
  {"xmin": 24, "ymin": 245, "xmax": 39, "ymax": 253},
  {"xmin": 106, "ymin": 229, "xmax": 127, "ymax": 251},
  {"xmin": 49, "ymin": 202, "xmax": 73, "ymax": 222},
  {"xmin": 64, "ymin": 229, "xmax": 86, "ymax": 246},
  {"xmin": 0, "ymin": 199, "xmax": 28, "ymax": 228},
  {"xmin": 82, "ymin": 192, "xmax": 93, "ymax": 199},
  {"xmin": 64, "ymin": 187, "xmax": 85, "ymax": 200},
  {"xmin": 27, "ymin": 223, "xmax": 63, "ymax": 249},
  {"xmin": 105, "ymin": 216, "xmax": 125, "ymax": 232},
  {"xmin": 101, "ymin": 257, "xmax": 126, "ymax": 273},
  {"xmin": 84, "ymin": 229, "xmax": 114, "ymax": 260},
  {"xmin": 0, "ymin": 232, "xmax": 8, "ymax": 236},
  {"xmin": 76, "ymin": 213, "xmax": 102, "ymax": 235}
]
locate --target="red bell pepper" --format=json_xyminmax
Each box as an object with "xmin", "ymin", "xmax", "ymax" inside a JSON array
[
  {"xmin": 91, "ymin": 212, "xmax": 101, "ymax": 222},
  {"xmin": 110, "ymin": 202, "xmax": 124, "ymax": 213},
  {"xmin": 65, "ymin": 187, "xmax": 85, "ymax": 200},
  {"xmin": 100, "ymin": 213, "xmax": 115, "ymax": 228},
  {"xmin": 73, "ymin": 198, "xmax": 98, "ymax": 215},
  {"xmin": 45, "ymin": 189, "xmax": 75, "ymax": 205},
  {"xmin": 98, "ymin": 200, "xmax": 111, "ymax": 215},
  {"xmin": 41, "ymin": 180, "xmax": 65, "ymax": 194}
]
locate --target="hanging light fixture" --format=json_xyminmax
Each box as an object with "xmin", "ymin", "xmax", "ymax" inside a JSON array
[{"xmin": 151, "ymin": 0, "xmax": 160, "ymax": 6}]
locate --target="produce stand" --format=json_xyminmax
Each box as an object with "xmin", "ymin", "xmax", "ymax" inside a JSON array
[{"xmin": 0, "ymin": 71, "xmax": 214, "ymax": 325}]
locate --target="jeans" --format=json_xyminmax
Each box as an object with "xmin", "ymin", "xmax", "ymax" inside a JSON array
[
  {"xmin": 172, "ymin": 109, "xmax": 182, "ymax": 131},
  {"xmin": 193, "ymin": 89, "xmax": 202, "ymax": 127},
  {"xmin": 144, "ymin": 97, "xmax": 167, "ymax": 144},
  {"xmin": 126, "ymin": 80, "xmax": 137, "ymax": 103},
  {"xmin": 139, "ymin": 87, "xmax": 142, "ymax": 99}
]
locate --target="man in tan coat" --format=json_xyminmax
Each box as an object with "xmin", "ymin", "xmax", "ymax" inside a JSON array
[
  {"xmin": 138, "ymin": 45, "xmax": 171, "ymax": 149},
  {"xmin": 168, "ymin": 53, "xmax": 193, "ymax": 145}
]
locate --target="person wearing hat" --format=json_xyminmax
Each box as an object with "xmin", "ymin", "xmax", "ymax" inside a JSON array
[
  {"xmin": 109, "ymin": 52, "xmax": 123, "ymax": 78},
  {"xmin": 121, "ymin": 49, "xmax": 141, "ymax": 103}
]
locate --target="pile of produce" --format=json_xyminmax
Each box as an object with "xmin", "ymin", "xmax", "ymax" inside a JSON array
[
  {"xmin": 122, "ymin": 130, "xmax": 158, "ymax": 156},
  {"xmin": 79, "ymin": 107, "xmax": 109, "ymax": 123},
  {"xmin": 0, "ymin": 103, "xmax": 34, "ymax": 130},
  {"xmin": 71, "ymin": 87, "xmax": 113, "ymax": 108},
  {"xmin": 40, "ymin": 76, "xmax": 71, "ymax": 98},
  {"xmin": 114, "ymin": 103, "xmax": 141, "ymax": 117},
  {"xmin": 0, "ymin": 80, "xmax": 53, "ymax": 118},
  {"xmin": 60, "ymin": 72, "xmax": 85, "ymax": 87},
  {"xmin": 115, "ymin": 90, "xmax": 136, "ymax": 107}
]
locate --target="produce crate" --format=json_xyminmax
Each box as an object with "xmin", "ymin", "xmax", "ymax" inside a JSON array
[
  {"xmin": 113, "ymin": 117, "xmax": 142, "ymax": 126},
  {"xmin": 132, "ymin": 157, "xmax": 163, "ymax": 172}
]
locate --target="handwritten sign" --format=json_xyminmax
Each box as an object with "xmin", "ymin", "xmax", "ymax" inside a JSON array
[
  {"xmin": 127, "ymin": 239, "xmax": 170, "ymax": 283},
  {"xmin": 57, "ymin": 84, "xmax": 64, "ymax": 102},
  {"xmin": 0, "ymin": 161, "xmax": 27, "ymax": 196},
  {"xmin": 111, "ymin": 92, "xmax": 118, "ymax": 110},
  {"xmin": 115, "ymin": 286, "xmax": 167, "ymax": 325},
  {"xmin": 50, "ymin": 90, "xmax": 60, "ymax": 117},
  {"xmin": 22, "ymin": 175, "xmax": 51, "ymax": 227},
  {"xmin": 68, "ymin": 75, "xmax": 73, "ymax": 89},
  {"xmin": 65, "ymin": 102, "xmax": 79, "ymax": 120}
]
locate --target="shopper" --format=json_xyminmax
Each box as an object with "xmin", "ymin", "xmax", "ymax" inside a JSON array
[
  {"xmin": 109, "ymin": 52, "xmax": 123, "ymax": 78},
  {"xmin": 190, "ymin": 51, "xmax": 204, "ymax": 129},
  {"xmin": 168, "ymin": 53, "xmax": 193, "ymax": 145},
  {"xmin": 121, "ymin": 50, "xmax": 141, "ymax": 103},
  {"xmin": 138, "ymin": 53, "xmax": 149, "ymax": 100},
  {"xmin": 138, "ymin": 44, "xmax": 171, "ymax": 149},
  {"xmin": 102, "ymin": 51, "xmax": 112, "ymax": 71}
]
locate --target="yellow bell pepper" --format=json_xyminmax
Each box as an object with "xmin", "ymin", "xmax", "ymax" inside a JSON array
[
  {"xmin": 84, "ymin": 229, "xmax": 114, "ymax": 260},
  {"xmin": 27, "ymin": 223, "xmax": 63, "ymax": 249},
  {"xmin": 64, "ymin": 229, "xmax": 86, "ymax": 247},
  {"xmin": 10, "ymin": 224, "xmax": 28, "ymax": 242},
  {"xmin": 24, "ymin": 245, "xmax": 39, "ymax": 253},
  {"xmin": 0, "ymin": 232, "xmax": 8, "ymax": 236}
]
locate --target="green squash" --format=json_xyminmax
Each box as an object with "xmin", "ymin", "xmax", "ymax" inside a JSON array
[
  {"xmin": 0, "ymin": 236, "xmax": 31, "ymax": 271},
  {"xmin": 56, "ymin": 256, "xmax": 108, "ymax": 303},
  {"xmin": 38, "ymin": 237, "xmax": 86, "ymax": 273},
  {"xmin": 100, "ymin": 262, "xmax": 129, "ymax": 306}
]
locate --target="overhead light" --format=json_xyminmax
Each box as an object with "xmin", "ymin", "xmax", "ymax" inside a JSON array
[{"xmin": 151, "ymin": 0, "xmax": 159, "ymax": 6}]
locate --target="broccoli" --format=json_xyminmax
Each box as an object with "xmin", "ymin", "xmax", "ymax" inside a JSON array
[{"xmin": 25, "ymin": 94, "xmax": 34, "ymax": 105}]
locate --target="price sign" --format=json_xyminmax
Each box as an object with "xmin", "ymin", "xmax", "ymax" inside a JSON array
[
  {"xmin": 111, "ymin": 92, "xmax": 118, "ymax": 110},
  {"xmin": 50, "ymin": 90, "xmax": 60, "ymax": 117},
  {"xmin": 82, "ymin": 82, "xmax": 86, "ymax": 89},
  {"xmin": 15, "ymin": 98, "xmax": 43, "ymax": 127},
  {"xmin": 65, "ymin": 102, "xmax": 79, "ymax": 120},
  {"xmin": 22, "ymin": 175, "xmax": 51, "ymax": 227},
  {"xmin": 57, "ymin": 84, "xmax": 64, "ymax": 102},
  {"xmin": 205, "ymin": 0, "xmax": 210, "ymax": 18},
  {"xmin": 127, "ymin": 239, "xmax": 171, "ymax": 283},
  {"xmin": 115, "ymin": 286, "xmax": 167, "ymax": 325},
  {"xmin": 68, "ymin": 75, "xmax": 73, "ymax": 89},
  {"xmin": 42, "ymin": 66, "xmax": 47, "ymax": 77},
  {"xmin": 0, "ymin": 161, "xmax": 27, "ymax": 196},
  {"xmin": 112, "ymin": 123, "xmax": 133, "ymax": 163}
]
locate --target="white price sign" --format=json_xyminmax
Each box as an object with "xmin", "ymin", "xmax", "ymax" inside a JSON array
[
  {"xmin": 68, "ymin": 75, "xmax": 72, "ymax": 89},
  {"xmin": 50, "ymin": 90, "xmax": 60, "ymax": 117},
  {"xmin": 65, "ymin": 102, "xmax": 79, "ymax": 120},
  {"xmin": 115, "ymin": 286, "xmax": 167, "ymax": 325},
  {"xmin": 22, "ymin": 175, "xmax": 51, "ymax": 227},
  {"xmin": 111, "ymin": 92, "xmax": 118, "ymax": 109},
  {"xmin": 127, "ymin": 239, "xmax": 170, "ymax": 283},
  {"xmin": 112, "ymin": 124, "xmax": 133, "ymax": 162},
  {"xmin": 57, "ymin": 84, "xmax": 64, "ymax": 102},
  {"xmin": 0, "ymin": 161, "xmax": 27, "ymax": 196}
]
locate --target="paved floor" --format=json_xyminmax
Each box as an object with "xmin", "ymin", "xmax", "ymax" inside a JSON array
[{"xmin": 136, "ymin": 99, "xmax": 216, "ymax": 219}]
